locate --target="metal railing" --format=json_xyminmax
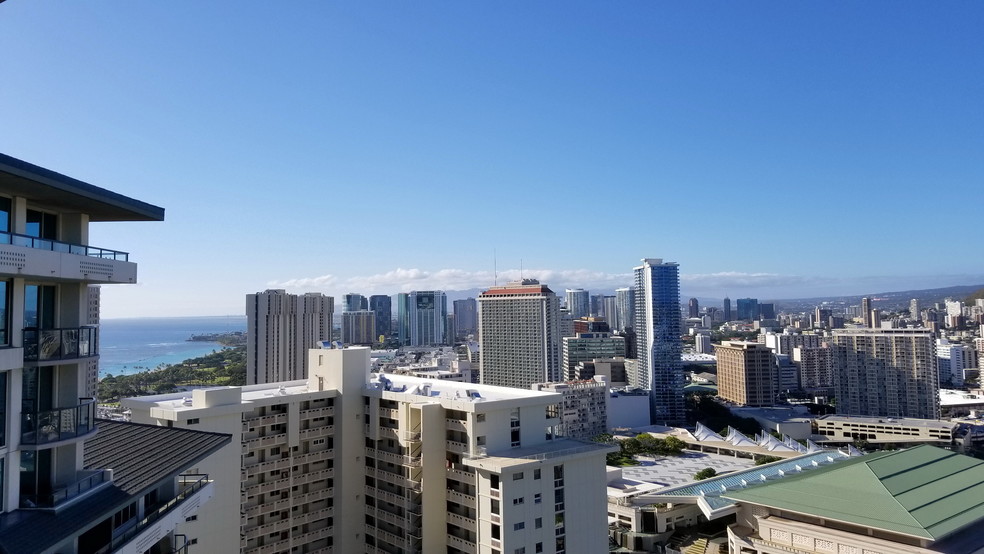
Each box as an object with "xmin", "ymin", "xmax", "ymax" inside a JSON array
[
  {"xmin": 24, "ymin": 326, "xmax": 97, "ymax": 362},
  {"xmin": 21, "ymin": 397, "xmax": 96, "ymax": 446},
  {"xmin": 105, "ymin": 474, "xmax": 210, "ymax": 552},
  {"xmin": 1, "ymin": 231, "xmax": 129, "ymax": 261},
  {"xmin": 19, "ymin": 469, "xmax": 108, "ymax": 509}
]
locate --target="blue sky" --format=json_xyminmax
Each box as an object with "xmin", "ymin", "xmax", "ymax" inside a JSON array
[{"xmin": 2, "ymin": 2, "xmax": 982, "ymax": 317}]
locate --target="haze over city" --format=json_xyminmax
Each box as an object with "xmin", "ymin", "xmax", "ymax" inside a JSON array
[{"xmin": 2, "ymin": 3, "xmax": 981, "ymax": 318}]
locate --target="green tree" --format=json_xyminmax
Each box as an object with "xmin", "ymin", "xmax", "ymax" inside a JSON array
[{"xmin": 693, "ymin": 468, "xmax": 717, "ymax": 480}]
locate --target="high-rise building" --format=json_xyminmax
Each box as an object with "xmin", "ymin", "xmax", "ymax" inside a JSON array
[
  {"xmin": 369, "ymin": 294, "xmax": 392, "ymax": 337},
  {"xmin": 0, "ymin": 153, "xmax": 229, "ymax": 553},
  {"xmin": 633, "ymin": 258, "xmax": 684, "ymax": 424},
  {"xmin": 832, "ymin": 328, "xmax": 938, "ymax": 419},
  {"xmin": 614, "ymin": 287, "xmax": 635, "ymax": 331},
  {"xmin": 479, "ymin": 279, "xmax": 562, "ymax": 388},
  {"xmin": 861, "ymin": 296, "xmax": 872, "ymax": 327},
  {"xmin": 602, "ymin": 295, "xmax": 618, "ymax": 326},
  {"xmin": 758, "ymin": 302, "xmax": 775, "ymax": 319},
  {"xmin": 590, "ymin": 293, "xmax": 607, "ymax": 318},
  {"xmin": 125, "ymin": 346, "xmax": 615, "ymax": 553},
  {"xmin": 247, "ymin": 289, "xmax": 334, "ymax": 384},
  {"xmin": 793, "ymin": 344, "xmax": 835, "ymax": 392},
  {"xmin": 910, "ymin": 298, "xmax": 921, "ymax": 321},
  {"xmin": 723, "ymin": 296, "xmax": 732, "ymax": 322},
  {"xmin": 532, "ymin": 377, "xmax": 610, "ymax": 439},
  {"xmin": 409, "ymin": 290, "xmax": 448, "ymax": 346},
  {"xmin": 688, "ymin": 297, "xmax": 700, "ymax": 318},
  {"xmin": 566, "ymin": 288, "xmax": 590, "ymax": 319},
  {"xmin": 453, "ymin": 297, "xmax": 478, "ymax": 338},
  {"xmin": 343, "ymin": 292, "xmax": 367, "ymax": 312},
  {"xmin": 342, "ymin": 309, "xmax": 376, "ymax": 345},
  {"xmin": 397, "ymin": 292, "xmax": 411, "ymax": 345},
  {"xmin": 695, "ymin": 333, "xmax": 713, "ymax": 354},
  {"xmin": 715, "ymin": 341, "xmax": 776, "ymax": 407},
  {"xmin": 736, "ymin": 298, "xmax": 759, "ymax": 321},
  {"xmin": 563, "ymin": 330, "xmax": 627, "ymax": 381}
]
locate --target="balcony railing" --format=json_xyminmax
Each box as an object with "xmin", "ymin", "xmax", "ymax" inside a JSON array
[
  {"xmin": 21, "ymin": 397, "xmax": 96, "ymax": 446},
  {"xmin": 103, "ymin": 475, "xmax": 211, "ymax": 553},
  {"xmin": 1, "ymin": 231, "xmax": 129, "ymax": 261},
  {"xmin": 23, "ymin": 326, "xmax": 97, "ymax": 362},
  {"xmin": 19, "ymin": 469, "xmax": 108, "ymax": 509}
]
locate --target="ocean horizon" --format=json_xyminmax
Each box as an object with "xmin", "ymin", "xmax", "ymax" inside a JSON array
[{"xmin": 99, "ymin": 315, "xmax": 246, "ymax": 378}]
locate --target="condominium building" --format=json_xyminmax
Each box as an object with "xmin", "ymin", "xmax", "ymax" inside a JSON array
[
  {"xmin": 453, "ymin": 297, "xmax": 478, "ymax": 338},
  {"xmin": 613, "ymin": 287, "xmax": 635, "ymax": 332},
  {"xmin": 342, "ymin": 309, "xmax": 376, "ymax": 345},
  {"xmin": 562, "ymin": 331, "xmax": 626, "ymax": 381},
  {"xmin": 479, "ymin": 279, "xmax": 562, "ymax": 389},
  {"xmin": 344, "ymin": 293, "xmax": 367, "ymax": 312},
  {"xmin": 247, "ymin": 289, "xmax": 334, "ymax": 384},
  {"xmin": 397, "ymin": 292, "xmax": 411, "ymax": 345},
  {"xmin": 633, "ymin": 258, "xmax": 684, "ymax": 424},
  {"xmin": 715, "ymin": 341, "xmax": 776, "ymax": 407},
  {"xmin": 408, "ymin": 290, "xmax": 448, "ymax": 346},
  {"xmin": 831, "ymin": 328, "xmax": 939, "ymax": 419},
  {"xmin": 565, "ymin": 288, "xmax": 589, "ymax": 319},
  {"xmin": 793, "ymin": 343, "xmax": 835, "ymax": 392},
  {"xmin": 532, "ymin": 377, "xmax": 609, "ymax": 439},
  {"xmin": 369, "ymin": 294, "xmax": 392, "ymax": 338},
  {"xmin": 0, "ymin": 153, "xmax": 229, "ymax": 553},
  {"xmin": 125, "ymin": 345, "xmax": 615, "ymax": 554}
]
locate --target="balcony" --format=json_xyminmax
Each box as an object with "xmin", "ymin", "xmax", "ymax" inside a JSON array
[
  {"xmin": 102, "ymin": 475, "xmax": 213, "ymax": 553},
  {"xmin": 21, "ymin": 397, "xmax": 96, "ymax": 447},
  {"xmin": 23, "ymin": 327, "xmax": 97, "ymax": 363},
  {"xmin": 2, "ymin": 232, "xmax": 129, "ymax": 261},
  {"xmin": 19, "ymin": 469, "xmax": 110, "ymax": 510},
  {"xmin": 0, "ymin": 232, "xmax": 137, "ymax": 284}
]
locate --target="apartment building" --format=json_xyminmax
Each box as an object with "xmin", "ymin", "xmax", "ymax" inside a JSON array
[
  {"xmin": 532, "ymin": 377, "xmax": 609, "ymax": 439},
  {"xmin": 0, "ymin": 153, "xmax": 228, "ymax": 553},
  {"xmin": 247, "ymin": 289, "xmax": 334, "ymax": 385},
  {"xmin": 125, "ymin": 345, "xmax": 616, "ymax": 554},
  {"xmin": 831, "ymin": 328, "xmax": 939, "ymax": 419},
  {"xmin": 715, "ymin": 341, "xmax": 776, "ymax": 407}
]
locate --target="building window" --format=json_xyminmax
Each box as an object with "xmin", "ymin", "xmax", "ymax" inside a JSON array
[
  {"xmin": 491, "ymin": 499, "xmax": 500, "ymax": 515},
  {"xmin": 25, "ymin": 209, "xmax": 57, "ymax": 240},
  {"xmin": 513, "ymin": 472, "xmax": 523, "ymax": 481},
  {"xmin": 186, "ymin": 418, "xmax": 199, "ymax": 425},
  {"xmin": 513, "ymin": 497, "xmax": 524, "ymax": 505},
  {"xmin": 533, "ymin": 469, "xmax": 541, "ymax": 480},
  {"xmin": 514, "ymin": 522, "xmax": 525, "ymax": 531},
  {"xmin": 514, "ymin": 548, "xmax": 525, "ymax": 554},
  {"xmin": 0, "ymin": 197, "xmax": 9, "ymax": 233},
  {"xmin": 0, "ymin": 280, "xmax": 9, "ymax": 345},
  {"xmin": 476, "ymin": 413, "xmax": 486, "ymax": 422},
  {"xmin": 534, "ymin": 493, "xmax": 542, "ymax": 504},
  {"xmin": 536, "ymin": 543, "xmax": 543, "ymax": 553},
  {"xmin": 535, "ymin": 517, "xmax": 542, "ymax": 529}
]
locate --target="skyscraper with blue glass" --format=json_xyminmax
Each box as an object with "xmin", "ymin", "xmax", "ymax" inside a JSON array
[{"xmin": 633, "ymin": 258, "xmax": 684, "ymax": 424}]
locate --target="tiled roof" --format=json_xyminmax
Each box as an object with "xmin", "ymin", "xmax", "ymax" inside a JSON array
[
  {"xmin": 85, "ymin": 419, "xmax": 231, "ymax": 494},
  {"xmin": 723, "ymin": 445, "xmax": 984, "ymax": 541},
  {"xmin": 0, "ymin": 420, "xmax": 229, "ymax": 554}
]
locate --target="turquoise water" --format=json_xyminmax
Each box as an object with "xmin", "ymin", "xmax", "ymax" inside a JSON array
[{"xmin": 99, "ymin": 316, "xmax": 246, "ymax": 378}]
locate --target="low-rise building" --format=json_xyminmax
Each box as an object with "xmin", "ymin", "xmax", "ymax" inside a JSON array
[
  {"xmin": 725, "ymin": 445, "xmax": 984, "ymax": 554},
  {"xmin": 812, "ymin": 414, "xmax": 957, "ymax": 447}
]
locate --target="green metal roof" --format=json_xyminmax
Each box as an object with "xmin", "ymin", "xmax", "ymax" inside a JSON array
[{"xmin": 723, "ymin": 445, "xmax": 984, "ymax": 542}]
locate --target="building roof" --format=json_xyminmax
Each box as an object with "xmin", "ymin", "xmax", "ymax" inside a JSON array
[
  {"xmin": 0, "ymin": 421, "xmax": 229, "ymax": 554},
  {"xmin": 723, "ymin": 445, "xmax": 984, "ymax": 541},
  {"xmin": 85, "ymin": 419, "xmax": 231, "ymax": 495},
  {"xmin": 0, "ymin": 153, "xmax": 164, "ymax": 222}
]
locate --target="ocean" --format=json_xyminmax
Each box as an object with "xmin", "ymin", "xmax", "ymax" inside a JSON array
[{"xmin": 99, "ymin": 316, "xmax": 246, "ymax": 378}]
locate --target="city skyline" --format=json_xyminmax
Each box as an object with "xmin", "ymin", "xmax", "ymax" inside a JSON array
[{"xmin": 2, "ymin": 3, "xmax": 982, "ymax": 318}]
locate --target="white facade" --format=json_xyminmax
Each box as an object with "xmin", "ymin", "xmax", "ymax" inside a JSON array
[
  {"xmin": 125, "ymin": 346, "xmax": 615, "ymax": 554},
  {"xmin": 247, "ymin": 289, "xmax": 334, "ymax": 384}
]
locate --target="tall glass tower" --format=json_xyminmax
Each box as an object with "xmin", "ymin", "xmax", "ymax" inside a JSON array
[{"xmin": 633, "ymin": 258, "xmax": 684, "ymax": 424}]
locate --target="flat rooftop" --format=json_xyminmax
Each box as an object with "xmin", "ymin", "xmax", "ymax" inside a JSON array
[
  {"xmin": 816, "ymin": 414, "xmax": 956, "ymax": 429},
  {"xmin": 371, "ymin": 372, "xmax": 559, "ymax": 403}
]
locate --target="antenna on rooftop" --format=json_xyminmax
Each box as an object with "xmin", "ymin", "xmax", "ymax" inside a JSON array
[{"xmin": 493, "ymin": 248, "xmax": 498, "ymax": 286}]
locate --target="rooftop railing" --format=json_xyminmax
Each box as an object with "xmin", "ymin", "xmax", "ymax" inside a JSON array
[
  {"xmin": 24, "ymin": 326, "xmax": 97, "ymax": 362},
  {"xmin": 21, "ymin": 397, "xmax": 96, "ymax": 446},
  {"xmin": 2, "ymin": 231, "xmax": 129, "ymax": 261}
]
